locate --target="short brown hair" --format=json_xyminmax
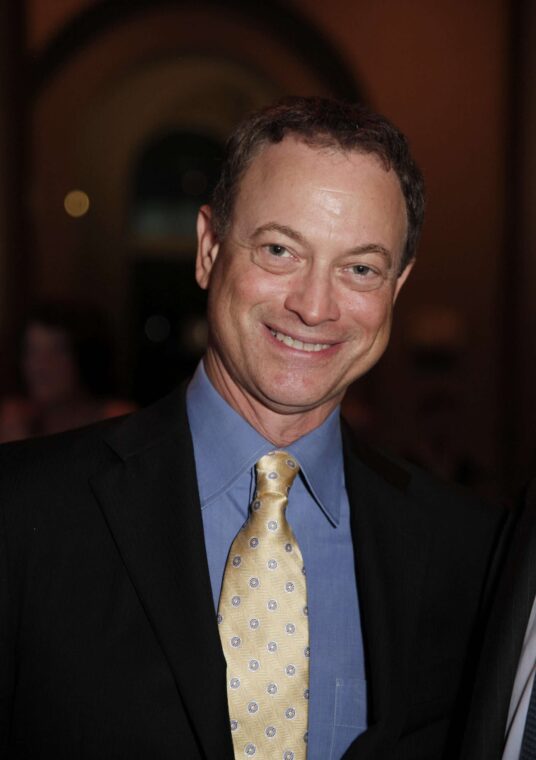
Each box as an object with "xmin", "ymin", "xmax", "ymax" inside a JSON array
[{"xmin": 211, "ymin": 96, "xmax": 425, "ymax": 272}]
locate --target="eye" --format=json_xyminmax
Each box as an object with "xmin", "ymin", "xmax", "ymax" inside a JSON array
[
  {"xmin": 251, "ymin": 241, "xmax": 299, "ymax": 274},
  {"xmin": 342, "ymin": 261, "xmax": 386, "ymax": 291},
  {"xmin": 265, "ymin": 244, "xmax": 291, "ymax": 257},
  {"xmin": 351, "ymin": 264, "xmax": 376, "ymax": 277}
]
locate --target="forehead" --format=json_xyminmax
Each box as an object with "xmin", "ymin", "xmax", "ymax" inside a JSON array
[{"xmin": 231, "ymin": 137, "xmax": 407, "ymax": 256}]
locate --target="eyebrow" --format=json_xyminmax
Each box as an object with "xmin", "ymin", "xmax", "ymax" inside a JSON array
[
  {"xmin": 250, "ymin": 222, "xmax": 393, "ymax": 264},
  {"xmin": 348, "ymin": 243, "xmax": 393, "ymax": 262},
  {"xmin": 251, "ymin": 223, "xmax": 307, "ymax": 246}
]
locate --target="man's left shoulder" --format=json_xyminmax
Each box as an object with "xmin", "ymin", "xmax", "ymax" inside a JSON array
[
  {"xmin": 402, "ymin": 455, "xmax": 503, "ymax": 529},
  {"xmin": 342, "ymin": 424, "xmax": 506, "ymax": 535}
]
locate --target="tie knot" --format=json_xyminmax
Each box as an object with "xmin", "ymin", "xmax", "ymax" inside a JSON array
[{"xmin": 255, "ymin": 451, "xmax": 300, "ymax": 497}]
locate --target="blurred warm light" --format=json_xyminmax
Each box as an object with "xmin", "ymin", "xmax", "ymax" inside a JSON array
[
  {"xmin": 64, "ymin": 190, "xmax": 90, "ymax": 218},
  {"xmin": 408, "ymin": 307, "xmax": 466, "ymax": 350}
]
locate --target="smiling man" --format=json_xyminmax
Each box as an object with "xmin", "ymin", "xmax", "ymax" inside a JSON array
[{"xmin": 0, "ymin": 98, "xmax": 505, "ymax": 760}]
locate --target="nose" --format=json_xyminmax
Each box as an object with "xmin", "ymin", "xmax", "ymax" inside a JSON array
[{"xmin": 284, "ymin": 266, "xmax": 340, "ymax": 326}]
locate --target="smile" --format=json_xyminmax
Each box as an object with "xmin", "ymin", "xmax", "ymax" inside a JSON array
[{"xmin": 270, "ymin": 328, "xmax": 331, "ymax": 353}]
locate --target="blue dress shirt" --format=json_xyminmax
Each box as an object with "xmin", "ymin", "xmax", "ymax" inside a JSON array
[{"xmin": 186, "ymin": 362, "xmax": 368, "ymax": 759}]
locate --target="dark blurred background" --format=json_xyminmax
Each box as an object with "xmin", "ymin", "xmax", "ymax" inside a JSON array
[{"xmin": 1, "ymin": 0, "xmax": 534, "ymax": 502}]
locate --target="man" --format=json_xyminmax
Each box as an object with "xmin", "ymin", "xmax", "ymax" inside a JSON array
[
  {"xmin": 461, "ymin": 478, "xmax": 536, "ymax": 759},
  {"xmin": 0, "ymin": 97, "xmax": 505, "ymax": 759}
]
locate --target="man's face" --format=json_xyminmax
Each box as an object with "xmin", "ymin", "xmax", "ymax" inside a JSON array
[{"xmin": 196, "ymin": 137, "xmax": 412, "ymax": 421}]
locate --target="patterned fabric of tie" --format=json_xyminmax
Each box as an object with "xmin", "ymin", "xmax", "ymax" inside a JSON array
[
  {"xmin": 217, "ymin": 451, "xmax": 309, "ymax": 760},
  {"xmin": 521, "ymin": 674, "xmax": 536, "ymax": 759}
]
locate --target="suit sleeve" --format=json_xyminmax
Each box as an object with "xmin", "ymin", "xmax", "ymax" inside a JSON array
[
  {"xmin": 0, "ymin": 496, "xmax": 12, "ymax": 751},
  {"xmin": 0, "ymin": 448, "xmax": 18, "ymax": 753}
]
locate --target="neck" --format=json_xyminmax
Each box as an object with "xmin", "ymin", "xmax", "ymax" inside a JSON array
[{"xmin": 203, "ymin": 352, "xmax": 339, "ymax": 447}]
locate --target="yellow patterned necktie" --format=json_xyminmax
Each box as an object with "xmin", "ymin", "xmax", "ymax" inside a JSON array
[{"xmin": 218, "ymin": 451, "xmax": 309, "ymax": 760}]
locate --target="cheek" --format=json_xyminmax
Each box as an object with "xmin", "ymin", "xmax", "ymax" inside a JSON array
[
  {"xmin": 344, "ymin": 291, "xmax": 394, "ymax": 334},
  {"xmin": 213, "ymin": 266, "xmax": 281, "ymax": 323},
  {"xmin": 207, "ymin": 271, "xmax": 256, "ymax": 351}
]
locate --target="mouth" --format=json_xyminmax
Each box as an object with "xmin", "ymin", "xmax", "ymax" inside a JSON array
[{"xmin": 269, "ymin": 327, "xmax": 332, "ymax": 353}]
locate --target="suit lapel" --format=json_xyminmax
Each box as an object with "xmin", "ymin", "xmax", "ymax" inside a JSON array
[
  {"xmin": 342, "ymin": 427, "xmax": 429, "ymax": 746},
  {"xmin": 90, "ymin": 388, "xmax": 233, "ymax": 760},
  {"xmin": 462, "ymin": 481, "xmax": 536, "ymax": 759}
]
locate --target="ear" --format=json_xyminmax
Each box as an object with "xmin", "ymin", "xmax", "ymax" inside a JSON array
[
  {"xmin": 393, "ymin": 259, "xmax": 415, "ymax": 304},
  {"xmin": 195, "ymin": 205, "xmax": 220, "ymax": 290}
]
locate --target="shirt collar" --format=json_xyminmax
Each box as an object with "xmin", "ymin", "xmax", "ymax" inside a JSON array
[{"xmin": 186, "ymin": 360, "xmax": 344, "ymax": 526}]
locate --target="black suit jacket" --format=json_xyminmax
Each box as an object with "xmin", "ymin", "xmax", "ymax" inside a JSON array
[
  {"xmin": 460, "ymin": 479, "xmax": 536, "ymax": 759},
  {"xmin": 0, "ymin": 387, "xmax": 505, "ymax": 759}
]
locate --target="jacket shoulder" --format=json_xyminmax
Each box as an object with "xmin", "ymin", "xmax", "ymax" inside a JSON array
[
  {"xmin": 0, "ymin": 384, "xmax": 189, "ymax": 486},
  {"xmin": 342, "ymin": 422, "xmax": 506, "ymax": 531},
  {"xmin": 0, "ymin": 414, "xmax": 124, "ymax": 482}
]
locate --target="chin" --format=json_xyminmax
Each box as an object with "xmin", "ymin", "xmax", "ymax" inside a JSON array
[{"xmin": 254, "ymin": 379, "xmax": 342, "ymax": 416}]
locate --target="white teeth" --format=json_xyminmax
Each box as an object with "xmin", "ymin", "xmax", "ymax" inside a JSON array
[{"xmin": 271, "ymin": 329, "xmax": 330, "ymax": 352}]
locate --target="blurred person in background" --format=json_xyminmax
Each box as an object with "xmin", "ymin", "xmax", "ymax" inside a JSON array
[{"xmin": 0, "ymin": 302, "xmax": 136, "ymax": 442}]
